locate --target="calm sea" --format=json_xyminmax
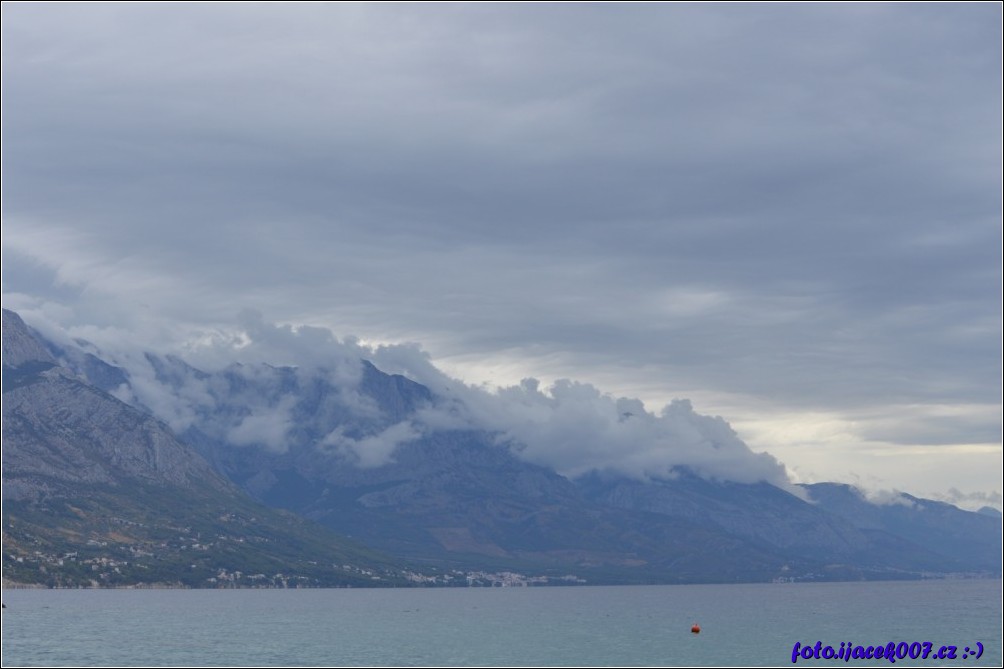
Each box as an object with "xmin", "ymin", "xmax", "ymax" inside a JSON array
[{"xmin": 2, "ymin": 580, "xmax": 1001, "ymax": 667}]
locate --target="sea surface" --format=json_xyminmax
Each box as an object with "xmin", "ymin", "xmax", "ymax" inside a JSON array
[{"xmin": 2, "ymin": 579, "xmax": 1001, "ymax": 667}]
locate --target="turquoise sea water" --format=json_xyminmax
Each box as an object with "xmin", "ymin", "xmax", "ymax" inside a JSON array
[{"xmin": 2, "ymin": 580, "xmax": 1001, "ymax": 667}]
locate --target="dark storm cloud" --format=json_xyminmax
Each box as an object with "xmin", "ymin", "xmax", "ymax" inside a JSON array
[{"xmin": 2, "ymin": 4, "xmax": 1000, "ymax": 498}]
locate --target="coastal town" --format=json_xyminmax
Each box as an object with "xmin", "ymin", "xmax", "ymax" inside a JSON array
[
  {"xmin": 3, "ymin": 530, "xmax": 587, "ymax": 589},
  {"xmin": 403, "ymin": 570, "xmax": 586, "ymax": 587}
]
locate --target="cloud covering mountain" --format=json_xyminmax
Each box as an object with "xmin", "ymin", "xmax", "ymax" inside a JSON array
[{"xmin": 44, "ymin": 310, "xmax": 793, "ymax": 491}]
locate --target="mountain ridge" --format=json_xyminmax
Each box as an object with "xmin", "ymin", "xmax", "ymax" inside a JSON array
[
  {"xmin": 2, "ymin": 309, "xmax": 419, "ymax": 588},
  {"xmin": 3, "ymin": 308, "xmax": 999, "ymax": 585}
]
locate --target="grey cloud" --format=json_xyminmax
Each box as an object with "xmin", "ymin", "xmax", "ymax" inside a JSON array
[
  {"xmin": 229, "ymin": 309, "xmax": 365, "ymax": 380},
  {"xmin": 2, "ymin": 4, "xmax": 999, "ymax": 500},
  {"xmin": 852, "ymin": 405, "xmax": 1001, "ymax": 448}
]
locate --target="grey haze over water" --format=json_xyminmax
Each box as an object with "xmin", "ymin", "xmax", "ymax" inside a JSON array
[{"xmin": 1, "ymin": 4, "xmax": 1000, "ymax": 504}]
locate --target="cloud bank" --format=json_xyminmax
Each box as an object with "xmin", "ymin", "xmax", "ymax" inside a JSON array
[
  {"xmin": 47, "ymin": 312, "xmax": 794, "ymax": 489},
  {"xmin": 432, "ymin": 378, "xmax": 791, "ymax": 488}
]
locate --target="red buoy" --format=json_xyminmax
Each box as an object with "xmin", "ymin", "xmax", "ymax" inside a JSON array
[{"xmin": 691, "ymin": 623, "xmax": 701, "ymax": 634}]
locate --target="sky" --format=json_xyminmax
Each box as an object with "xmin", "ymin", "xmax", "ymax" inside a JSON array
[{"xmin": 2, "ymin": 3, "xmax": 1001, "ymax": 509}]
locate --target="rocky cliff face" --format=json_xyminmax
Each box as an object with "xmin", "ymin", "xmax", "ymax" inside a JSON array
[
  {"xmin": 2, "ymin": 309, "xmax": 228, "ymax": 500},
  {"xmin": 1, "ymin": 309, "xmax": 56, "ymax": 368},
  {"xmin": 3, "ymin": 368, "xmax": 230, "ymax": 496}
]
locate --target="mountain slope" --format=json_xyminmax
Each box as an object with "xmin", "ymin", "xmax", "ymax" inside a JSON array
[
  {"xmin": 578, "ymin": 470, "xmax": 1000, "ymax": 577},
  {"xmin": 803, "ymin": 482, "xmax": 1001, "ymax": 573},
  {"xmin": 1, "ymin": 309, "xmax": 411, "ymax": 588}
]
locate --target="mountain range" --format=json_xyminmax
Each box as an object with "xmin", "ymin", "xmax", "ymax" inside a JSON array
[
  {"xmin": 2, "ymin": 309, "xmax": 413, "ymax": 588},
  {"xmin": 3, "ymin": 308, "xmax": 999, "ymax": 586}
]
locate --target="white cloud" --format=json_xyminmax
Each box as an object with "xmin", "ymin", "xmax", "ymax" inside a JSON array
[
  {"xmin": 227, "ymin": 395, "xmax": 297, "ymax": 453},
  {"xmin": 323, "ymin": 421, "xmax": 422, "ymax": 468},
  {"xmin": 856, "ymin": 487, "xmax": 917, "ymax": 508},
  {"xmin": 414, "ymin": 375, "xmax": 796, "ymax": 491}
]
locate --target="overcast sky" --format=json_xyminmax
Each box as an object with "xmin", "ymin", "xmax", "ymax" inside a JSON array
[{"xmin": 2, "ymin": 3, "xmax": 1001, "ymax": 508}]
